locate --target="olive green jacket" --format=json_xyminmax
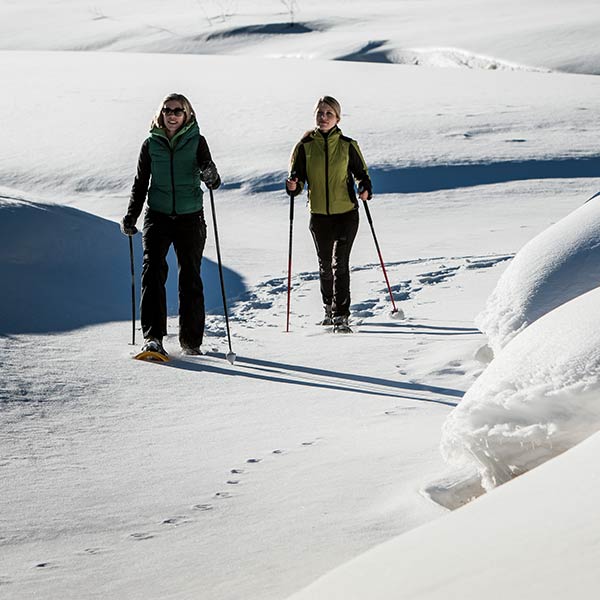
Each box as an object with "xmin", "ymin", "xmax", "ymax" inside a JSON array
[{"xmin": 288, "ymin": 126, "xmax": 372, "ymax": 215}]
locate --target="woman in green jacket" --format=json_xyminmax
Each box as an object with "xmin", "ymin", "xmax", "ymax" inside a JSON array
[
  {"xmin": 286, "ymin": 96, "xmax": 372, "ymax": 333},
  {"xmin": 121, "ymin": 92, "xmax": 221, "ymax": 356}
]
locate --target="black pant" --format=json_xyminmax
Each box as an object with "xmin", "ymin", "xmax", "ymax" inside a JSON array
[
  {"xmin": 141, "ymin": 210, "xmax": 207, "ymax": 347},
  {"xmin": 309, "ymin": 209, "xmax": 359, "ymax": 318}
]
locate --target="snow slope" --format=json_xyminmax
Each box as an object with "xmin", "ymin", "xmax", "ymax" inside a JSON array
[
  {"xmin": 287, "ymin": 431, "xmax": 600, "ymax": 600},
  {"xmin": 2, "ymin": 1, "xmax": 600, "ymax": 599},
  {"xmin": 443, "ymin": 285, "xmax": 600, "ymax": 490},
  {"xmin": 476, "ymin": 195, "xmax": 600, "ymax": 353}
]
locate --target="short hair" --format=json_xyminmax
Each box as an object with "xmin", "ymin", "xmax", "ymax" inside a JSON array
[
  {"xmin": 151, "ymin": 93, "xmax": 196, "ymax": 130},
  {"xmin": 314, "ymin": 95, "xmax": 342, "ymax": 121}
]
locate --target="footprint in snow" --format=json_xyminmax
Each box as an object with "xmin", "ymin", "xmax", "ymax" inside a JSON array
[
  {"xmin": 214, "ymin": 491, "xmax": 233, "ymax": 499},
  {"xmin": 385, "ymin": 406, "xmax": 418, "ymax": 416},
  {"xmin": 80, "ymin": 547, "xmax": 106, "ymax": 556},
  {"xmin": 162, "ymin": 516, "xmax": 191, "ymax": 526},
  {"xmin": 129, "ymin": 532, "xmax": 154, "ymax": 541},
  {"xmin": 193, "ymin": 503, "xmax": 214, "ymax": 512},
  {"xmin": 246, "ymin": 458, "xmax": 261, "ymax": 463}
]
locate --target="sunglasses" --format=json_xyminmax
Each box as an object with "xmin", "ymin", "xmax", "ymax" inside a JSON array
[{"xmin": 162, "ymin": 107, "xmax": 186, "ymax": 117}]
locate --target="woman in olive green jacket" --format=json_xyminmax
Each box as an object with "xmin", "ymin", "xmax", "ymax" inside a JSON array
[
  {"xmin": 286, "ymin": 96, "xmax": 372, "ymax": 332},
  {"xmin": 121, "ymin": 93, "xmax": 221, "ymax": 356}
]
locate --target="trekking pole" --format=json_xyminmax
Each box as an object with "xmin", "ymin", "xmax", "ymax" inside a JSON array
[
  {"xmin": 361, "ymin": 200, "xmax": 400, "ymax": 316},
  {"xmin": 285, "ymin": 185, "xmax": 295, "ymax": 332},
  {"xmin": 129, "ymin": 235, "xmax": 136, "ymax": 345},
  {"xmin": 208, "ymin": 187, "xmax": 236, "ymax": 365}
]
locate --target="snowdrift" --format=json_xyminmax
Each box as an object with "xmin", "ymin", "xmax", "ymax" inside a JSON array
[
  {"xmin": 442, "ymin": 285, "xmax": 600, "ymax": 490},
  {"xmin": 0, "ymin": 196, "xmax": 244, "ymax": 334},
  {"xmin": 476, "ymin": 195, "xmax": 600, "ymax": 353},
  {"xmin": 286, "ymin": 431, "xmax": 600, "ymax": 600}
]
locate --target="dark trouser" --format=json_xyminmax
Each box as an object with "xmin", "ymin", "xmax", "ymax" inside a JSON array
[
  {"xmin": 309, "ymin": 209, "xmax": 359, "ymax": 318},
  {"xmin": 141, "ymin": 209, "xmax": 207, "ymax": 348}
]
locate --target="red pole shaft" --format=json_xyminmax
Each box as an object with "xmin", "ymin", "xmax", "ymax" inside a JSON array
[
  {"xmin": 362, "ymin": 200, "xmax": 398, "ymax": 313},
  {"xmin": 286, "ymin": 193, "xmax": 295, "ymax": 332}
]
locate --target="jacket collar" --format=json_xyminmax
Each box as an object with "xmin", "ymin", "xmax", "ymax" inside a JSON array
[{"xmin": 150, "ymin": 119, "xmax": 199, "ymax": 147}]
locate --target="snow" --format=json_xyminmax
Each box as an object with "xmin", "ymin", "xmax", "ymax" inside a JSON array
[
  {"xmin": 2, "ymin": 1, "xmax": 600, "ymax": 599},
  {"xmin": 287, "ymin": 431, "xmax": 600, "ymax": 600},
  {"xmin": 476, "ymin": 195, "xmax": 600, "ymax": 353},
  {"xmin": 443, "ymin": 285, "xmax": 600, "ymax": 491}
]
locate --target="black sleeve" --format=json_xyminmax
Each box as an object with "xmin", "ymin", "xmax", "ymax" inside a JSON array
[
  {"xmin": 348, "ymin": 142, "xmax": 372, "ymax": 199},
  {"xmin": 126, "ymin": 139, "xmax": 151, "ymax": 220},
  {"xmin": 197, "ymin": 135, "xmax": 221, "ymax": 190},
  {"xmin": 197, "ymin": 135, "xmax": 214, "ymax": 170},
  {"xmin": 288, "ymin": 142, "xmax": 307, "ymax": 197}
]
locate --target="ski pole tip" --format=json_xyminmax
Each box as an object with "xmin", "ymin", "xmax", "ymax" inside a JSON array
[{"xmin": 226, "ymin": 351, "xmax": 237, "ymax": 365}]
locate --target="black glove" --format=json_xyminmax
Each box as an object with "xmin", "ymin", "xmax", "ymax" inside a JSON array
[
  {"xmin": 120, "ymin": 214, "xmax": 138, "ymax": 236},
  {"xmin": 357, "ymin": 183, "xmax": 373, "ymax": 200},
  {"xmin": 201, "ymin": 162, "xmax": 221, "ymax": 190}
]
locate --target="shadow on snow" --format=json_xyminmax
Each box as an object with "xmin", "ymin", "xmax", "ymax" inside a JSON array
[
  {"xmin": 164, "ymin": 354, "xmax": 462, "ymax": 407},
  {"xmin": 369, "ymin": 156, "xmax": 600, "ymax": 194},
  {"xmin": 0, "ymin": 197, "xmax": 246, "ymax": 335},
  {"xmin": 360, "ymin": 322, "xmax": 480, "ymax": 336},
  {"xmin": 239, "ymin": 155, "xmax": 600, "ymax": 195}
]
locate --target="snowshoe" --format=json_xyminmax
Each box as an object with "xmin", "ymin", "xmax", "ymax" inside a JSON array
[
  {"xmin": 181, "ymin": 345, "xmax": 203, "ymax": 356},
  {"xmin": 134, "ymin": 339, "xmax": 169, "ymax": 362},
  {"xmin": 317, "ymin": 305, "xmax": 333, "ymax": 326},
  {"xmin": 332, "ymin": 316, "xmax": 353, "ymax": 334}
]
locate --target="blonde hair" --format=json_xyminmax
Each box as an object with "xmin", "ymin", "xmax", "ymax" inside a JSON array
[
  {"xmin": 314, "ymin": 95, "xmax": 342, "ymax": 121},
  {"xmin": 151, "ymin": 93, "xmax": 196, "ymax": 130}
]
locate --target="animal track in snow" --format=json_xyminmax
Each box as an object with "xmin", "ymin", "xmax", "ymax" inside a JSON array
[
  {"xmin": 384, "ymin": 406, "xmax": 418, "ymax": 416},
  {"xmin": 162, "ymin": 516, "xmax": 191, "ymax": 526},
  {"xmin": 129, "ymin": 532, "xmax": 155, "ymax": 541},
  {"xmin": 214, "ymin": 491, "xmax": 234, "ymax": 499},
  {"xmin": 80, "ymin": 547, "xmax": 106, "ymax": 556}
]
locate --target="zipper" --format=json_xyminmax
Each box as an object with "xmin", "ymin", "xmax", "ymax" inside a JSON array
[
  {"xmin": 324, "ymin": 135, "xmax": 330, "ymax": 215},
  {"xmin": 169, "ymin": 145, "xmax": 176, "ymax": 215}
]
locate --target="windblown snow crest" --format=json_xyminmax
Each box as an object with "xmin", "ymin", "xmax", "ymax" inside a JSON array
[
  {"xmin": 338, "ymin": 43, "xmax": 549, "ymax": 72},
  {"xmin": 442, "ymin": 286, "xmax": 600, "ymax": 491},
  {"xmin": 438, "ymin": 197, "xmax": 600, "ymax": 498}
]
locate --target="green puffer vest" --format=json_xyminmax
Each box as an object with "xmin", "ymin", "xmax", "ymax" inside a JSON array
[
  {"xmin": 147, "ymin": 120, "xmax": 203, "ymax": 215},
  {"xmin": 301, "ymin": 127, "xmax": 367, "ymax": 215}
]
